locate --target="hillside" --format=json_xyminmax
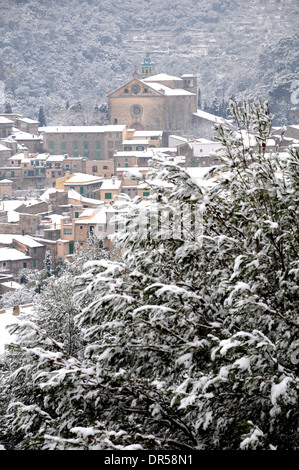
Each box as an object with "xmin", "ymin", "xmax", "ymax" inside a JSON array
[{"xmin": 0, "ymin": 0, "xmax": 298, "ymax": 125}]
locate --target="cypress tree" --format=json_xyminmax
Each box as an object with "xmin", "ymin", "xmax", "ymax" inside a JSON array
[{"xmin": 38, "ymin": 106, "xmax": 46, "ymax": 127}]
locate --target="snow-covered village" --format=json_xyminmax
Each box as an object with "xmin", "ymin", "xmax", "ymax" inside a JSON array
[{"xmin": 0, "ymin": 0, "xmax": 298, "ymax": 457}]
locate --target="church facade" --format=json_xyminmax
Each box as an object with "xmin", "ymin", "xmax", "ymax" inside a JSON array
[{"xmin": 108, "ymin": 53, "xmax": 198, "ymax": 133}]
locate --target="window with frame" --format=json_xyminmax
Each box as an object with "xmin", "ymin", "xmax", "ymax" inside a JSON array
[{"xmin": 105, "ymin": 192, "xmax": 112, "ymax": 199}]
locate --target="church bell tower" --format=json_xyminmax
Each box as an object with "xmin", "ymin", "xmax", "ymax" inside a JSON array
[{"xmin": 137, "ymin": 52, "xmax": 156, "ymax": 79}]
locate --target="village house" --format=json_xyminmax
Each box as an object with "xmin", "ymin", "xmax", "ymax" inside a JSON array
[
  {"xmin": 15, "ymin": 117, "xmax": 39, "ymax": 135},
  {"xmin": 132, "ymin": 130, "xmax": 163, "ymax": 147},
  {"xmin": 0, "ymin": 234, "xmax": 45, "ymax": 273},
  {"xmin": 0, "ymin": 117, "xmax": 14, "ymax": 139},
  {"xmin": 282, "ymin": 124, "xmax": 299, "ymax": 140},
  {"xmin": 0, "ymin": 247, "xmax": 32, "ymax": 281},
  {"xmin": 57, "ymin": 172, "xmax": 104, "ymax": 199},
  {"xmin": 98, "ymin": 176, "xmax": 122, "ymax": 202},
  {"xmin": 9, "ymin": 128, "xmax": 43, "ymax": 154},
  {"xmin": 85, "ymin": 159, "xmax": 114, "ymax": 178},
  {"xmin": 0, "ymin": 151, "xmax": 47, "ymax": 190},
  {"xmin": 11, "ymin": 235, "xmax": 45, "ymax": 270},
  {"xmin": 0, "ymin": 143, "xmax": 12, "ymax": 165},
  {"xmin": 0, "ymin": 179, "xmax": 13, "ymax": 199},
  {"xmin": 116, "ymin": 166, "xmax": 148, "ymax": 198},
  {"xmin": 45, "ymin": 154, "xmax": 86, "ymax": 186},
  {"xmin": 39, "ymin": 124, "xmax": 126, "ymax": 160}
]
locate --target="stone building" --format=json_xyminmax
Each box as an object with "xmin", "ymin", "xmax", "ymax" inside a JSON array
[
  {"xmin": 58, "ymin": 172, "xmax": 104, "ymax": 199},
  {"xmin": 0, "ymin": 247, "xmax": 32, "ymax": 280},
  {"xmin": 108, "ymin": 53, "xmax": 197, "ymax": 133},
  {"xmin": 0, "ymin": 117, "xmax": 14, "ymax": 139},
  {"xmin": 40, "ymin": 124, "xmax": 126, "ymax": 160},
  {"xmin": 0, "ymin": 179, "xmax": 13, "ymax": 199},
  {"xmin": 12, "ymin": 235, "xmax": 45, "ymax": 270}
]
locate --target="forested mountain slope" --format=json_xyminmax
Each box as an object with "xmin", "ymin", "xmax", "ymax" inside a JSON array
[{"xmin": 1, "ymin": 0, "xmax": 298, "ymax": 125}]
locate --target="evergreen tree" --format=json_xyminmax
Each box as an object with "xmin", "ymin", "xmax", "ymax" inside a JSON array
[
  {"xmin": 4, "ymin": 102, "xmax": 12, "ymax": 114},
  {"xmin": 1, "ymin": 100, "xmax": 299, "ymax": 450},
  {"xmin": 197, "ymin": 87, "xmax": 202, "ymax": 109},
  {"xmin": 38, "ymin": 106, "xmax": 46, "ymax": 127}
]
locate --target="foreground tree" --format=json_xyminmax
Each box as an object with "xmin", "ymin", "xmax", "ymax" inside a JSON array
[{"xmin": 1, "ymin": 101, "xmax": 298, "ymax": 450}]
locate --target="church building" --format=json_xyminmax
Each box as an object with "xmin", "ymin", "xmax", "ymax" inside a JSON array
[{"xmin": 108, "ymin": 53, "xmax": 198, "ymax": 133}]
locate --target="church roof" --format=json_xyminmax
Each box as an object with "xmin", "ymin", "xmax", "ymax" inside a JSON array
[
  {"xmin": 143, "ymin": 82, "xmax": 195, "ymax": 96},
  {"xmin": 143, "ymin": 73, "xmax": 183, "ymax": 82}
]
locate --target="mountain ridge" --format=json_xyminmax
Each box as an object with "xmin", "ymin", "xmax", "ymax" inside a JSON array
[{"xmin": 1, "ymin": 0, "xmax": 298, "ymax": 126}]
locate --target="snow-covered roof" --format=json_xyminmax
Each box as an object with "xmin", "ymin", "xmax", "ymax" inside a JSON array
[
  {"xmin": 0, "ymin": 143, "xmax": 11, "ymax": 152},
  {"xmin": 8, "ymin": 152, "xmax": 29, "ymax": 160},
  {"xmin": 12, "ymin": 235, "xmax": 44, "ymax": 248},
  {"xmin": 42, "ymin": 213, "xmax": 64, "ymax": 228},
  {"xmin": 193, "ymin": 109, "xmax": 226, "ymax": 123},
  {"xmin": 100, "ymin": 178, "xmax": 122, "ymax": 190},
  {"xmin": 143, "ymin": 82, "xmax": 195, "ymax": 96},
  {"xmin": 143, "ymin": 73, "xmax": 183, "ymax": 82},
  {"xmin": 0, "ymin": 235, "xmax": 14, "ymax": 245},
  {"xmin": 192, "ymin": 138, "xmax": 216, "ymax": 144},
  {"xmin": 0, "ymin": 179, "xmax": 13, "ymax": 184},
  {"xmin": 115, "ymin": 148, "xmax": 170, "ymax": 157},
  {"xmin": 64, "ymin": 173, "xmax": 103, "ymax": 185},
  {"xmin": 40, "ymin": 187, "xmax": 61, "ymax": 202},
  {"xmin": 75, "ymin": 208, "xmax": 107, "ymax": 225},
  {"xmin": 68, "ymin": 188, "xmax": 104, "ymax": 205},
  {"xmin": 0, "ymin": 234, "xmax": 43, "ymax": 248},
  {"xmin": 0, "ymin": 248, "xmax": 31, "ymax": 262},
  {"xmin": 46, "ymin": 154, "xmax": 68, "ymax": 162},
  {"xmin": 133, "ymin": 130, "xmax": 163, "ymax": 137},
  {"xmin": 38, "ymin": 124, "xmax": 126, "ymax": 134},
  {"xmin": 0, "ymin": 281, "xmax": 22, "ymax": 289},
  {"xmin": 122, "ymin": 139, "xmax": 149, "ymax": 145},
  {"xmin": 169, "ymin": 135, "xmax": 189, "ymax": 143},
  {"xmin": 0, "ymin": 117, "xmax": 14, "ymax": 124},
  {"xmin": 10, "ymin": 129, "xmax": 41, "ymax": 140},
  {"xmin": 17, "ymin": 117, "xmax": 39, "ymax": 124},
  {"xmin": 0, "ymin": 200, "xmax": 23, "ymax": 211},
  {"xmin": 117, "ymin": 167, "xmax": 148, "ymax": 173}
]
